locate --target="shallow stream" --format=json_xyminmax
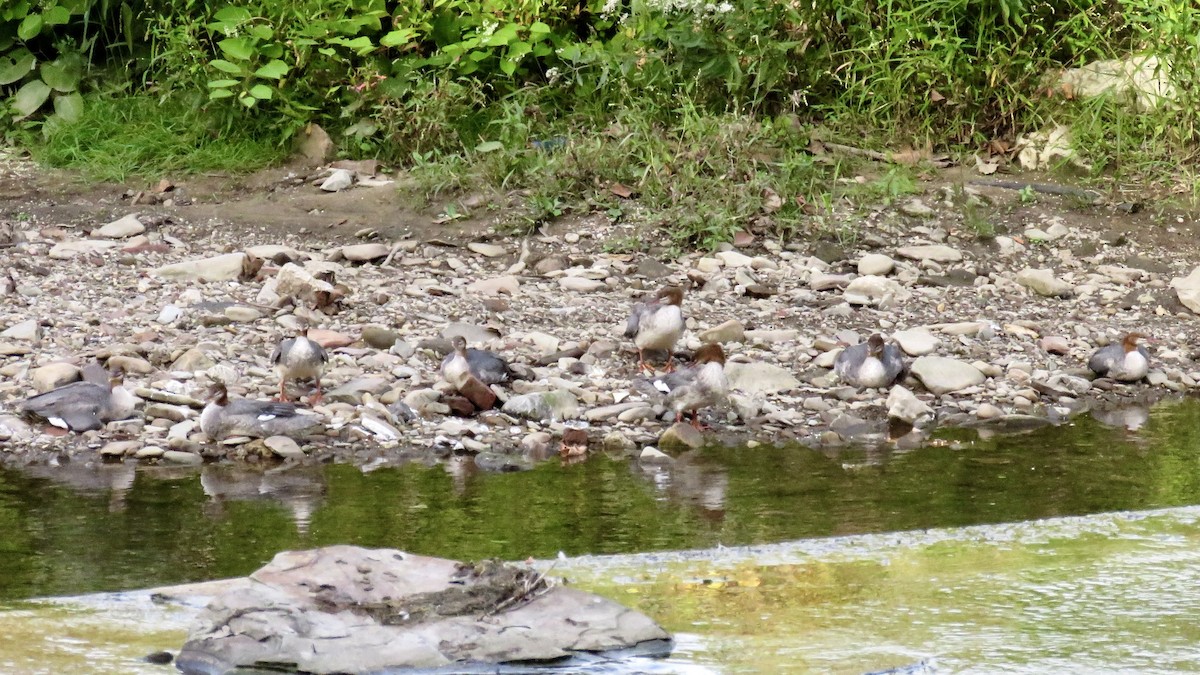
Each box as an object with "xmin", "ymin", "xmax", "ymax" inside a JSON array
[{"xmin": 2, "ymin": 398, "xmax": 1199, "ymax": 672}]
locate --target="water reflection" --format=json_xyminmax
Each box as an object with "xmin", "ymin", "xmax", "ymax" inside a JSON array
[{"xmin": 2, "ymin": 399, "xmax": 1200, "ymax": 600}]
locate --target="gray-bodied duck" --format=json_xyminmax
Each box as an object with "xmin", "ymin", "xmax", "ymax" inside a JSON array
[
  {"xmin": 640, "ymin": 343, "xmax": 728, "ymax": 428},
  {"xmin": 270, "ymin": 327, "xmax": 329, "ymax": 403},
  {"xmin": 1088, "ymin": 332, "xmax": 1151, "ymax": 381},
  {"xmin": 440, "ymin": 335, "xmax": 513, "ymax": 389},
  {"xmin": 200, "ymin": 383, "xmax": 324, "ymax": 440},
  {"xmin": 18, "ymin": 372, "xmax": 140, "ymax": 432},
  {"xmin": 834, "ymin": 334, "xmax": 907, "ymax": 388},
  {"xmin": 624, "ymin": 285, "xmax": 685, "ymax": 373}
]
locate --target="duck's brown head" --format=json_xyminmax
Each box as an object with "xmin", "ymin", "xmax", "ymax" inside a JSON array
[
  {"xmin": 1122, "ymin": 332, "xmax": 1151, "ymax": 351},
  {"xmin": 867, "ymin": 333, "xmax": 888, "ymax": 358},
  {"xmin": 205, "ymin": 382, "xmax": 230, "ymax": 406},
  {"xmin": 693, "ymin": 343, "xmax": 726, "ymax": 366},
  {"xmin": 656, "ymin": 285, "xmax": 685, "ymax": 306},
  {"xmin": 450, "ymin": 335, "xmax": 468, "ymax": 355}
]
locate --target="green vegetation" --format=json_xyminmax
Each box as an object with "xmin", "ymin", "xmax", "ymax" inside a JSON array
[{"xmin": 1, "ymin": 0, "xmax": 1198, "ymax": 244}]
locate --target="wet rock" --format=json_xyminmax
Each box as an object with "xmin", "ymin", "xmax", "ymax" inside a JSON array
[
  {"xmin": 699, "ymin": 319, "xmax": 746, "ymax": 344},
  {"xmin": 31, "ymin": 362, "xmax": 81, "ymax": 392},
  {"xmin": 976, "ymin": 403, "xmax": 1004, "ymax": 419},
  {"xmin": 1016, "ymin": 268, "xmax": 1073, "ymax": 297},
  {"xmin": 886, "ymin": 385, "xmax": 932, "ymax": 424},
  {"xmin": 502, "ymin": 390, "xmax": 579, "ymax": 421},
  {"xmin": 1, "ymin": 319, "xmax": 39, "ymax": 341},
  {"xmin": 163, "ymin": 450, "xmax": 204, "ymax": 465},
  {"xmin": 602, "ymin": 431, "xmax": 636, "ymax": 453},
  {"xmin": 893, "ymin": 328, "xmax": 939, "ymax": 356},
  {"xmin": 895, "ymin": 245, "xmax": 962, "ymax": 263},
  {"xmin": 264, "ymin": 436, "xmax": 305, "ymax": 459},
  {"xmin": 94, "ymin": 214, "xmax": 145, "ymax": 239},
  {"xmin": 658, "ymin": 422, "xmax": 704, "ymax": 450},
  {"xmin": 639, "ymin": 446, "xmax": 673, "ymax": 463},
  {"xmin": 725, "ymin": 362, "xmax": 799, "ymax": 395},
  {"xmin": 100, "ymin": 440, "xmax": 141, "ymax": 457},
  {"xmin": 174, "ymin": 546, "xmax": 671, "ymax": 675},
  {"xmin": 911, "ymin": 356, "xmax": 986, "ymax": 395},
  {"xmin": 858, "ymin": 253, "xmax": 895, "ymax": 276},
  {"xmin": 153, "ymin": 253, "xmax": 247, "ymax": 283}
]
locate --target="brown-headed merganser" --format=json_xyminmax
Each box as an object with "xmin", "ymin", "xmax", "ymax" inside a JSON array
[
  {"xmin": 1088, "ymin": 332, "xmax": 1151, "ymax": 381},
  {"xmin": 440, "ymin": 335, "xmax": 513, "ymax": 388},
  {"xmin": 641, "ymin": 343, "xmax": 728, "ymax": 428},
  {"xmin": 18, "ymin": 372, "xmax": 139, "ymax": 432},
  {"xmin": 834, "ymin": 334, "xmax": 907, "ymax": 388},
  {"xmin": 199, "ymin": 383, "xmax": 324, "ymax": 440},
  {"xmin": 624, "ymin": 285, "xmax": 685, "ymax": 373},
  {"xmin": 270, "ymin": 326, "xmax": 329, "ymax": 403}
]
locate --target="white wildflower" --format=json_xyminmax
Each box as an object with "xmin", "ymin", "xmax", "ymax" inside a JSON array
[{"xmin": 545, "ymin": 67, "xmax": 561, "ymax": 84}]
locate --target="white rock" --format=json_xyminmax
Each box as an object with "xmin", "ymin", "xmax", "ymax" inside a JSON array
[
  {"xmin": 911, "ymin": 356, "xmax": 986, "ymax": 395},
  {"xmin": 696, "ymin": 258, "xmax": 722, "ymax": 273},
  {"xmin": 858, "ymin": 253, "xmax": 895, "ymax": 276},
  {"xmin": 1171, "ymin": 266, "xmax": 1200, "ymax": 314},
  {"xmin": 639, "ymin": 446, "xmax": 673, "ymax": 463},
  {"xmin": 895, "ymin": 245, "xmax": 963, "ymax": 263},
  {"xmin": 1, "ymin": 319, "xmax": 40, "ymax": 341},
  {"xmin": 886, "ymin": 385, "xmax": 932, "ymax": 423},
  {"xmin": 1016, "ymin": 268, "xmax": 1073, "ymax": 297},
  {"xmin": 899, "ymin": 199, "xmax": 934, "ymax": 217},
  {"xmin": 153, "ymin": 253, "xmax": 247, "ymax": 282},
  {"xmin": 467, "ymin": 276, "xmax": 519, "ymax": 296},
  {"xmin": 810, "ymin": 273, "xmax": 852, "ymax": 291},
  {"xmin": 265, "ymin": 435, "xmax": 305, "ymax": 458},
  {"xmin": 843, "ymin": 275, "xmax": 911, "ymax": 306},
  {"xmin": 468, "ymin": 242, "xmax": 506, "ymax": 257},
  {"xmin": 715, "ymin": 250, "xmax": 753, "ymax": 268},
  {"xmin": 893, "ymin": 328, "xmax": 939, "ymax": 356},
  {"xmin": 276, "ymin": 262, "xmax": 334, "ymax": 301},
  {"xmin": 319, "ymin": 168, "xmax": 354, "ymax": 192},
  {"xmin": 340, "ymin": 243, "xmax": 389, "ymax": 262},
  {"xmin": 31, "ymin": 362, "xmax": 80, "ymax": 392},
  {"xmin": 699, "ymin": 320, "xmax": 746, "ymax": 344},
  {"xmin": 725, "ymin": 362, "xmax": 799, "ymax": 395},
  {"xmin": 157, "ymin": 304, "xmax": 184, "ymax": 324},
  {"xmin": 976, "ymin": 403, "xmax": 1004, "ymax": 419},
  {"xmin": 93, "ymin": 214, "xmax": 145, "ymax": 239},
  {"xmin": 48, "ymin": 240, "xmax": 119, "ymax": 260},
  {"xmin": 558, "ymin": 277, "xmax": 606, "ymax": 292}
]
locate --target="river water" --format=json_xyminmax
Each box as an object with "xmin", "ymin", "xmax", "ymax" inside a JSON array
[{"xmin": 1, "ymin": 399, "xmax": 1199, "ymax": 672}]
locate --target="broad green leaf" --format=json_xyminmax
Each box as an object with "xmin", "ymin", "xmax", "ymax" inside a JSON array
[
  {"xmin": 253, "ymin": 59, "xmax": 288, "ymax": 79},
  {"xmin": 39, "ymin": 58, "xmax": 81, "ymax": 92},
  {"xmin": 248, "ymin": 84, "xmax": 272, "ymax": 99},
  {"xmin": 475, "ymin": 140, "xmax": 503, "ymax": 153},
  {"xmin": 529, "ymin": 21, "xmax": 551, "ymax": 34},
  {"xmin": 484, "ymin": 23, "xmax": 519, "ymax": 47},
  {"xmin": 239, "ymin": 94, "xmax": 256, "ymax": 107},
  {"xmin": 507, "ymin": 41, "xmax": 531, "ymax": 60},
  {"xmin": 499, "ymin": 58, "xmax": 516, "ymax": 76},
  {"xmin": 208, "ymin": 88, "xmax": 234, "ymax": 99},
  {"xmin": 0, "ymin": 50, "xmax": 35, "ymax": 85},
  {"xmin": 379, "ymin": 29, "xmax": 415, "ymax": 48},
  {"xmin": 52, "ymin": 92, "xmax": 83, "ymax": 122},
  {"xmin": 43, "ymin": 6, "xmax": 70, "ymax": 25},
  {"xmin": 213, "ymin": 6, "xmax": 252, "ymax": 24},
  {"xmin": 209, "ymin": 59, "xmax": 243, "ymax": 74},
  {"xmin": 261, "ymin": 43, "xmax": 283, "ymax": 59},
  {"xmin": 206, "ymin": 79, "xmax": 239, "ymax": 88},
  {"xmin": 17, "ymin": 13, "xmax": 42, "ymax": 41},
  {"xmin": 218, "ymin": 37, "xmax": 255, "ymax": 60},
  {"xmin": 331, "ymin": 35, "xmax": 373, "ymax": 55},
  {"xmin": 249, "ymin": 25, "xmax": 273, "ymax": 40},
  {"xmin": 532, "ymin": 43, "xmax": 553, "ymax": 57},
  {"xmin": 10, "ymin": 79, "xmax": 50, "ymax": 119}
]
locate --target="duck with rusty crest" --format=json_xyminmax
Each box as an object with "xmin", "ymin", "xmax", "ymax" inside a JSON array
[
  {"xmin": 1088, "ymin": 332, "xmax": 1152, "ymax": 382},
  {"xmin": 834, "ymin": 334, "xmax": 907, "ymax": 389},
  {"xmin": 200, "ymin": 382, "xmax": 325, "ymax": 440},
  {"xmin": 624, "ymin": 285, "xmax": 685, "ymax": 373}
]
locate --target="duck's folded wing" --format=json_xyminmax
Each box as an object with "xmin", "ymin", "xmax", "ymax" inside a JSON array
[
  {"xmin": 623, "ymin": 303, "xmax": 647, "ymax": 339},
  {"xmin": 1088, "ymin": 346, "xmax": 1117, "ymax": 374},
  {"xmin": 227, "ymin": 399, "xmax": 306, "ymax": 419},
  {"xmin": 54, "ymin": 408, "xmax": 105, "ymax": 432},
  {"xmin": 635, "ymin": 368, "xmax": 694, "ymax": 398},
  {"xmin": 467, "ymin": 349, "xmax": 512, "ymax": 383},
  {"xmin": 269, "ymin": 339, "xmax": 288, "ymax": 366},
  {"xmin": 19, "ymin": 383, "xmax": 103, "ymax": 417}
]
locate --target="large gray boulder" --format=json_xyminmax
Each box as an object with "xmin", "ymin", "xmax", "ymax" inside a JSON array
[{"xmin": 174, "ymin": 546, "xmax": 671, "ymax": 675}]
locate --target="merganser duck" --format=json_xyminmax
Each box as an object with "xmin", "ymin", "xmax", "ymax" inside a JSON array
[
  {"xmin": 270, "ymin": 327, "xmax": 329, "ymax": 402},
  {"xmin": 834, "ymin": 334, "xmax": 907, "ymax": 388},
  {"xmin": 440, "ymin": 335, "xmax": 513, "ymax": 388},
  {"xmin": 624, "ymin": 285, "xmax": 685, "ymax": 373},
  {"xmin": 642, "ymin": 343, "xmax": 728, "ymax": 428},
  {"xmin": 1088, "ymin": 332, "xmax": 1151, "ymax": 381},
  {"xmin": 18, "ymin": 372, "xmax": 140, "ymax": 432},
  {"xmin": 199, "ymin": 383, "xmax": 324, "ymax": 440}
]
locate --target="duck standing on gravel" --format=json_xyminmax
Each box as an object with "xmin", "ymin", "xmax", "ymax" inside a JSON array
[
  {"xmin": 440, "ymin": 335, "xmax": 514, "ymax": 389},
  {"xmin": 834, "ymin": 334, "xmax": 907, "ymax": 389},
  {"xmin": 639, "ymin": 343, "xmax": 728, "ymax": 428},
  {"xmin": 624, "ymin": 285, "xmax": 685, "ymax": 373},
  {"xmin": 18, "ymin": 372, "xmax": 140, "ymax": 432},
  {"xmin": 270, "ymin": 326, "xmax": 329, "ymax": 403},
  {"xmin": 1088, "ymin": 332, "xmax": 1152, "ymax": 381},
  {"xmin": 200, "ymin": 383, "xmax": 325, "ymax": 440}
]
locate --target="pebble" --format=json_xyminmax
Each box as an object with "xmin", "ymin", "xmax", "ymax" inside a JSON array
[{"xmin": 467, "ymin": 242, "xmax": 506, "ymax": 257}]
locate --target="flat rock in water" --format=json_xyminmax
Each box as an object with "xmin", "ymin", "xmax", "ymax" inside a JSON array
[{"xmin": 174, "ymin": 546, "xmax": 671, "ymax": 675}]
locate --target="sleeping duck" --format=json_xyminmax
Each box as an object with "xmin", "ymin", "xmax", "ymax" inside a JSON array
[
  {"xmin": 18, "ymin": 372, "xmax": 140, "ymax": 432},
  {"xmin": 199, "ymin": 383, "xmax": 325, "ymax": 440},
  {"xmin": 440, "ymin": 335, "xmax": 513, "ymax": 389},
  {"xmin": 1088, "ymin": 332, "xmax": 1152, "ymax": 382},
  {"xmin": 834, "ymin": 334, "xmax": 907, "ymax": 389},
  {"xmin": 624, "ymin": 285, "xmax": 685, "ymax": 373},
  {"xmin": 639, "ymin": 343, "xmax": 728, "ymax": 428},
  {"xmin": 270, "ymin": 327, "xmax": 329, "ymax": 403}
]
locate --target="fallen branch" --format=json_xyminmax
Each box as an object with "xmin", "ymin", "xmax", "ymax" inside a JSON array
[{"xmin": 969, "ymin": 178, "xmax": 1103, "ymax": 203}]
